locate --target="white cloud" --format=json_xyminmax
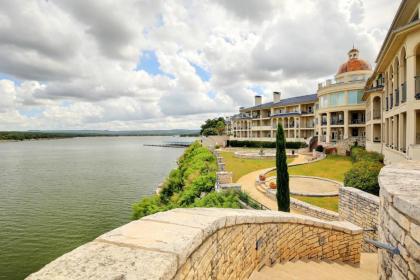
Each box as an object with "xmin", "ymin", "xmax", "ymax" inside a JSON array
[{"xmin": 0, "ymin": 0, "xmax": 399, "ymax": 130}]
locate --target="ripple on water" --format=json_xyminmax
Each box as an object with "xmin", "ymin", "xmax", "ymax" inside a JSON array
[{"xmin": 0, "ymin": 136, "xmax": 189, "ymax": 280}]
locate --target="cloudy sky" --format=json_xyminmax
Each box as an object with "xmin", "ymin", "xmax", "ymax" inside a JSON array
[{"xmin": 0, "ymin": 0, "xmax": 400, "ymax": 130}]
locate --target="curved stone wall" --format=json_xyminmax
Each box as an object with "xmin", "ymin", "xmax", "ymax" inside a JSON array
[
  {"xmin": 27, "ymin": 208, "xmax": 362, "ymax": 280},
  {"xmin": 378, "ymin": 162, "xmax": 420, "ymax": 279}
]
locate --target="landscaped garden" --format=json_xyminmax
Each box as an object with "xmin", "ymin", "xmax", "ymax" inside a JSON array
[
  {"xmin": 267, "ymin": 154, "xmax": 353, "ymax": 182},
  {"xmin": 220, "ymin": 151, "xmax": 293, "ymax": 182}
]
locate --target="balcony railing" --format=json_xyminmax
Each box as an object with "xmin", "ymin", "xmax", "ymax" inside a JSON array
[
  {"xmin": 321, "ymin": 121, "xmax": 327, "ymax": 126},
  {"xmin": 401, "ymin": 82, "xmax": 407, "ymax": 103},
  {"xmin": 330, "ymin": 120, "xmax": 344, "ymax": 125},
  {"xmin": 416, "ymin": 76, "xmax": 420, "ymax": 100},
  {"xmin": 350, "ymin": 119, "xmax": 365, "ymax": 124},
  {"xmin": 395, "ymin": 89, "xmax": 399, "ymax": 106}
]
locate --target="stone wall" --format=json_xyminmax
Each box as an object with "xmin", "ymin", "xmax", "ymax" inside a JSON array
[
  {"xmin": 378, "ymin": 162, "xmax": 420, "ymax": 280},
  {"xmin": 290, "ymin": 198, "xmax": 339, "ymax": 221},
  {"xmin": 263, "ymin": 187, "xmax": 339, "ymax": 221},
  {"xmin": 27, "ymin": 208, "xmax": 363, "ymax": 280},
  {"xmin": 339, "ymin": 186, "xmax": 379, "ymax": 252}
]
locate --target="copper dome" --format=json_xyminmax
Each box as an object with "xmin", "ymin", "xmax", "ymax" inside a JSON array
[{"xmin": 337, "ymin": 48, "xmax": 371, "ymax": 75}]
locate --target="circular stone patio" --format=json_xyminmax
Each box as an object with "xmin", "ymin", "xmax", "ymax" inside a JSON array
[{"xmin": 266, "ymin": 176, "xmax": 341, "ymax": 197}]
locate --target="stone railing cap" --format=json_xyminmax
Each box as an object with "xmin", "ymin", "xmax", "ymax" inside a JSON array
[
  {"xmin": 379, "ymin": 161, "xmax": 420, "ymax": 221},
  {"xmin": 26, "ymin": 208, "xmax": 362, "ymax": 280}
]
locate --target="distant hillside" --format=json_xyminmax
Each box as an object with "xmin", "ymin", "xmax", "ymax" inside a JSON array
[{"xmin": 0, "ymin": 130, "xmax": 200, "ymax": 141}]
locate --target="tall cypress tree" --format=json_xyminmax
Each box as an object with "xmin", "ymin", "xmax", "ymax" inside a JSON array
[{"xmin": 276, "ymin": 123, "xmax": 290, "ymax": 212}]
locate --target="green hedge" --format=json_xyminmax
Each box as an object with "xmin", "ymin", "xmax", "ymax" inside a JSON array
[
  {"xmin": 344, "ymin": 146, "xmax": 384, "ymax": 195},
  {"xmin": 132, "ymin": 141, "xmax": 242, "ymax": 219},
  {"xmin": 344, "ymin": 160, "xmax": 383, "ymax": 195},
  {"xmin": 228, "ymin": 140, "xmax": 307, "ymax": 149},
  {"xmin": 350, "ymin": 146, "xmax": 384, "ymax": 163}
]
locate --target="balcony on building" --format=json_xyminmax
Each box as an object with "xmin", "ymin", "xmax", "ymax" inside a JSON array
[{"xmin": 349, "ymin": 111, "xmax": 365, "ymax": 125}]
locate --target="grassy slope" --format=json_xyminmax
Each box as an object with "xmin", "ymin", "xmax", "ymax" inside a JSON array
[
  {"xmin": 267, "ymin": 155, "xmax": 352, "ymax": 182},
  {"xmin": 221, "ymin": 151, "xmax": 293, "ymax": 182},
  {"xmin": 261, "ymin": 154, "xmax": 352, "ymax": 212},
  {"xmin": 292, "ymin": 195, "xmax": 339, "ymax": 212}
]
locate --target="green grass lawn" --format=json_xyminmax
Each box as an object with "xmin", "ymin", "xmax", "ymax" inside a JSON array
[
  {"xmin": 268, "ymin": 155, "xmax": 352, "ymax": 182},
  {"xmin": 292, "ymin": 195, "xmax": 339, "ymax": 212},
  {"xmin": 267, "ymin": 154, "xmax": 352, "ymax": 212},
  {"xmin": 221, "ymin": 151, "xmax": 293, "ymax": 182}
]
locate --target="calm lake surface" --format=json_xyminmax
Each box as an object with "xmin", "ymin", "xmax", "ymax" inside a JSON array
[{"xmin": 0, "ymin": 136, "xmax": 190, "ymax": 280}]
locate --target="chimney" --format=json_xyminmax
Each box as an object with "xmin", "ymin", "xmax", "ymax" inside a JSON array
[
  {"xmin": 273, "ymin": 91, "xmax": 281, "ymax": 103},
  {"xmin": 318, "ymin": 82, "xmax": 323, "ymax": 90},
  {"xmin": 254, "ymin": 95, "xmax": 262, "ymax": 106}
]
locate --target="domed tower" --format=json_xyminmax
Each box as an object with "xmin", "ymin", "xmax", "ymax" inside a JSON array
[
  {"xmin": 316, "ymin": 48, "xmax": 373, "ymax": 146},
  {"xmin": 337, "ymin": 48, "xmax": 371, "ymax": 76}
]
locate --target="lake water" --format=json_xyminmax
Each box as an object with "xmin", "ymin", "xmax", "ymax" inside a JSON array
[{"xmin": 0, "ymin": 136, "xmax": 190, "ymax": 280}]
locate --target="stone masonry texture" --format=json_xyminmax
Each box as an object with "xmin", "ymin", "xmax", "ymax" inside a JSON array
[
  {"xmin": 26, "ymin": 208, "xmax": 363, "ymax": 280},
  {"xmin": 339, "ymin": 186, "xmax": 379, "ymax": 252},
  {"xmin": 378, "ymin": 161, "xmax": 420, "ymax": 280}
]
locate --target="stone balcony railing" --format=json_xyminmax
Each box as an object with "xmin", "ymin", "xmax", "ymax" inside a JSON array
[{"xmin": 26, "ymin": 208, "xmax": 363, "ymax": 280}]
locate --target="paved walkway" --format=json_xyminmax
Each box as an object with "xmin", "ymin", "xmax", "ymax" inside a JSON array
[
  {"xmin": 237, "ymin": 168, "xmax": 279, "ymax": 210},
  {"xmin": 290, "ymin": 177, "xmax": 339, "ymax": 194},
  {"xmin": 237, "ymin": 154, "xmax": 315, "ymax": 210}
]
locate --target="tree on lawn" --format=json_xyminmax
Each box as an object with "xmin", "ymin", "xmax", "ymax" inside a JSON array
[{"xmin": 276, "ymin": 123, "xmax": 290, "ymax": 212}]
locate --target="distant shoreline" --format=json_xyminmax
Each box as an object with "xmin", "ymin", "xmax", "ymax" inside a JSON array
[
  {"xmin": 0, "ymin": 134, "xmax": 199, "ymax": 143},
  {"xmin": 0, "ymin": 131, "xmax": 200, "ymax": 142}
]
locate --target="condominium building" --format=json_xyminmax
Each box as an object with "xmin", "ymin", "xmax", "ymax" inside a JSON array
[
  {"xmin": 364, "ymin": 0, "xmax": 420, "ymax": 163},
  {"xmin": 230, "ymin": 92, "xmax": 317, "ymax": 142},
  {"xmin": 229, "ymin": 48, "xmax": 372, "ymax": 145},
  {"xmin": 229, "ymin": 0, "xmax": 420, "ymax": 163},
  {"xmin": 316, "ymin": 48, "xmax": 372, "ymax": 145}
]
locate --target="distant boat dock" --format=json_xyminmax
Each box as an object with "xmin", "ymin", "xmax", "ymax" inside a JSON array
[{"xmin": 144, "ymin": 141, "xmax": 194, "ymax": 148}]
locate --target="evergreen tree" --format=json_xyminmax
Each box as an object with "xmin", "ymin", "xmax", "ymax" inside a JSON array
[{"xmin": 276, "ymin": 123, "xmax": 290, "ymax": 212}]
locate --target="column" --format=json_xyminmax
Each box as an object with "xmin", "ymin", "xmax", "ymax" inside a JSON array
[
  {"xmin": 326, "ymin": 112, "xmax": 331, "ymax": 143},
  {"xmin": 317, "ymin": 114, "xmax": 322, "ymax": 138},
  {"xmin": 406, "ymin": 54, "xmax": 416, "ymax": 102},
  {"xmin": 399, "ymin": 113, "xmax": 404, "ymax": 151},
  {"xmin": 344, "ymin": 110, "xmax": 349, "ymax": 139}
]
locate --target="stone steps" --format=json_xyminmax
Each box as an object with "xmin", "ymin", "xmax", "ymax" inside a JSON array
[{"xmin": 249, "ymin": 253, "xmax": 377, "ymax": 280}]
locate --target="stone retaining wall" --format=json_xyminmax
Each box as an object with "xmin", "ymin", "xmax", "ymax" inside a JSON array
[
  {"xmin": 27, "ymin": 208, "xmax": 363, "ymax": 280},
  {"xmin": 290, "ymin": 198, "xmax": 339, "ymax": 221},
  {"xmin": 339, "ymin": 186, "xmax": 379, "ymax": 252},
  {"xmin": 378, "ymin": 162, "xmax": 420, "ymax": 280},
  {"xmin": 261, "ymin": 183, "xmax": 339, "ymax": 221}
]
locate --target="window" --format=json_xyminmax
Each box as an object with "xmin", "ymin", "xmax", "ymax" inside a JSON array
[
  {"xmin": 337, "ymin": 92, "xmax": 345, "ymax": 105},
  {"xmin": 329, "ymin": 94, "xmax": 337, "ymax": 106},
  {"xmin": 320, "ymin": 96, "xmax": 328, "ymax": 108},
  {"xmin": 348, "ymin": 90, "xmax": 363, "ymax": 104}
]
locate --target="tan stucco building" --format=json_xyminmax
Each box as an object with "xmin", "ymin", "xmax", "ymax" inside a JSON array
[
  {"xmin": 364, "ymin": 0, "xmax": 420, "ymax": 164},
  {"xmin": 316, "ymin": 49, "xmax": 372, "ymax": 145},
  {"xmin": 229, "ymin": 0, "xmax": 420, "ymax": 163},
  {"xmin": 230, "ymin": 92, "xmax": 317, "ymax": 142}
]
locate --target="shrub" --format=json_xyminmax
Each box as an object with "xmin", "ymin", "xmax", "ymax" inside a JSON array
[
  {"xmin": 315, "ymin": 145, "xmax": 324, "ymax": 152},
  {"xmin": 191, "ymin": 191, "xmax": 240, "ymax": 208},
  {"xmin": 351, "ymin": 146, "xmax": 384, "ymax": 163},
  {"xmin": 325, "ymin": 147, "xmax": 337, "ymax": 155},
  {"xmin": 132, "ymin": 141, "xmax": 219, "ymax": 219},
  {"xmin": 344, "ymin": 160, "xmax": 383, "ymax": 195}
]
